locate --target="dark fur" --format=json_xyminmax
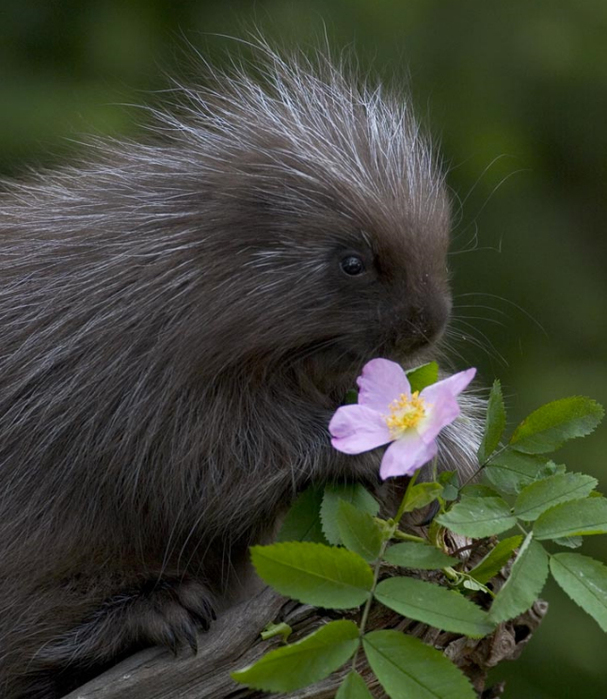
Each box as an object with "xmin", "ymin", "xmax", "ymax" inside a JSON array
[{"xmin": 0, "ymin": 49, "xmax": 481, "ymax": 697}]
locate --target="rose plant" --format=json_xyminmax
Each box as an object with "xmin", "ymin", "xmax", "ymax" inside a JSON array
[{"xmin": 232, "ymin": 360, "xmax": 606, "ymax": 698}]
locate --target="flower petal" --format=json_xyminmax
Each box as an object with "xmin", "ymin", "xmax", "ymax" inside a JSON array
[
  {"xmin": 418, "ymin": 368, "xmax": 476, "ymax": 442},
  {"xmin": 357, "ymin": 358, "xmax": 411, "ymax": 411},
  {"xmin": 379, "ymin": 431, "xmax": 438, "ymax": 479},
  {"xmin": 329, "ymin": 404, "xmax": 392, "ymax": 454},
  {"xmin": 421, "ymin": 368, "xmax": 476, "ymax": 404},
  {"xmin": 418, "ymin": 396, "xmax": 461, "ymax": 444}
]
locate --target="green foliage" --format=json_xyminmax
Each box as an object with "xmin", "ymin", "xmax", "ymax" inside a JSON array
[
  {"xmin": 478, "ymin": 379, "xmax": 506, "ymax": 463},
  {"xmin": 436, "ymin": 496, "xmax": 517, "ymax": 537},
  {"xmin": 509, "ymin": 397, "xmax": 604, "ymax": 454},
  {"xmin": 438, "ymin": 470, "xmax": 459, "ymax": 501},
  {"xmin": 489, "ymin": 534, "xmax": 549, "ymax": 623},
  {"xmin": 321, "ymin": 483, "xmax": 380, "ymax": 545},
  {"xmin": 335, "ymin": 671, "xmax": 374, "ymax": 699},
  {"xmin": 362, "ymin": 631, "xmax": 476, "ymax": 699},
  {"xmin": 483, "ymin": 452, "xmax": 554, "ymax": 495},
  {"xmin": 514, "ymin": 473, "xmax": 598, "ymax": 522},
  {"xmin": 276, "ymin": 485, "xmax": 326, "ymax": 544},
  {"xmin": 467, "ymin": 536, "xmax": 523, "ymax": 584},
  {"xmin": 384, "ymin": 542, "xmax": 458, "ymax": 570},
  {"xmin": 406, "ymin": 361, "xmax": 439, "ymax": 393},
  {"xmin": 550, "ymin": 554, "xmax": 607, "ymax": 633},
  {"xmin": 231, "ymin": 620, "xmax": 360, "ymax": 691},
  {"xmin": 533, "ymin": 498, "xmax": 607, "ymax": 540},
  {"xmin": 236, "ymin": 384, "xmax": 606, "ymax": 696},
  {"xmin": 251, "ymin": 542, "xmax": 372, "ymax": 608},
  {"xmin": 375, "ymin": 577, "xmax": 494, "ymax": 637},
  {"xmin": 400, "ymin": 482, "xmax": 443, "ymax": 514},
  {"xmin": 336, "ymin": 499, "xmax": 383, "ymax": 561}
]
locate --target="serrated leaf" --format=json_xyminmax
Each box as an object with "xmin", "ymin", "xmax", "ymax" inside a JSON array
[
  {"xmin": 459, "ymin": 484, "xmax": 500, "ymax": 499},
  {"xmin": 232, "ymin": 619, "xmax": 359, "ymax": 691},
  {"xmin": 336, "ymin": 500, "xmax": 383, "ymax": 562},
  {"xmin": 488, "ymin": 533, "xmax": 549, "ymax": 623},
  {"xmin": 483, "ymin": 452, "xmax": 549, "ymax": 495},
  {"xmin": 437, "ymin": 497, "xmax": 516, "ymax": 537},
  {"xmin": 276, "ymin": 486, "xmax": 327, "ymax": 543},
  {"xmin": 375, "ymin": 577, "xmax": 494, "ymax": 638},
  {"xmin": 468, "ymin": 536, "xmax": 523, "ymax": 584},
  {"xmin": 406, "ymin": 361, "xmax": 439, "ymax": 392},
  {"xmin": 509, "ymin": 396, "xmax": 604, "ymax": 454},
  {"xmin": 463, "ymin": 578, "xmax": 490, "ymax": 593},
  {"xmin": 251, "ymin": 542, "xmax": 372, "ymax": 609},
  {"xmin": 384, "ymin": 542, "xmax": 458, "ymax": 570},
  {"xmin": 321, "ymin": 484, "xmax": 380, "ymax": 545},
  {"xmin": 478, "ymin": 380, "xmax": 506, "ymax": 463},
  {"xmin": 514, "ymin": 473, "xmax": 597, "ymax": 522},
  {"xmin": 335, "ymin": 670, "xmax": 374, "ymax": 699},
  {"xmin": 363, "ymin": 630, "xmax": 476, "ymax": 699},
  {"xmin": 402, "ymin": 482, "xmax": 443, "ymax": 514},
  {"xmin": 553, "ymin": 536, "xmax": 584, "ymax": 549},
  {"xmin": 438, "ymin": 471, "xmax": 459, "ymax": 501},
  {"xmin": 534, "ymin": 498, "xmax": 607, "ymax": 540},
  {"xmin": 550, "ymin": 553, "xmax": 607, "ymax": 632}
]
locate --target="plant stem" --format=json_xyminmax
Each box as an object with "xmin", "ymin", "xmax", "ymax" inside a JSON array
[
  {"xmin": 351, "ymin": 536, "xmax": 390, "ymax": 670},
  {"xmin": 392, "ymin": 529, "xmax": 426, "ymax": 543},
  {"xmin": 460, "ymin": 443, "xmax": 511, "ymax": 489}
]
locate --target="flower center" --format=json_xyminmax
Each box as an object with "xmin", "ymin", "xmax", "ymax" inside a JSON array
[{"xmin": 384, "ymin": 391, "xmax": 427, "ymax": 437}]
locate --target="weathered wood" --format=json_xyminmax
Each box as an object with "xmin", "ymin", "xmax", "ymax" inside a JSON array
[{"xmin": 65, "ymin": 569, "xmax": 547, "ymax": 699}]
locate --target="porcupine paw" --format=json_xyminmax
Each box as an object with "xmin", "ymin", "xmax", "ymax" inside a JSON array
[
  {"xmin": 29, "ymin": 577, "xmax": 216, "ymax": 696},
  {"xmin": 127, "ymin": 576, "xmax": 216, "ymax": 655}
]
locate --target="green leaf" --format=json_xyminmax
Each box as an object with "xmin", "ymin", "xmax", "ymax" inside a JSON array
[
  {"xmin": 509, "ymin": 396, "xmax": 604, "ymax": 454},
  {"xmin": 514, "ymin": 473, "xmax": 597, "ymax": 522},
  {"xmin": 438, "ymin": 471, "xmax": 459, "ymax": 501},
  {"xmin": 534, "ymin": 498, "xmax": 607, "ymax": 540},
  {"xmin": 232, "ymin": 620, "xmax": 359, "ymax": 691},
  {"xmin": 335, "ymin": 671, "xmax": 374, "ymax": 699},
  {"xmin": 402, "ymin": 482, "xmax": 443, "ymax": 514},
  {"xmin": 336, "ymin": 499, "xmax": 383, "ymax": 562},
  {"xmin": 553, "ymin": 536, "xmax": 584, "ymax": 549},
  {"xmin": 437, "ymin": 497, "xmax": 516, "ymax": 537},
  {"xmin": 550, "ymin": 553, "xmax": 607, "ymax": 632},
  {"xmin": 321, "ymin": 484, "xmax": 380, "ymax": 545},
  {"xmin": 276, "ymin": 486, "xmax": 327, "ymax": 544},
  {"xmin": 345, "ymin": 388, "xmax": 359, "ymax": 405},
  {"xmin": 406, "ymin": 361, "xmax": 439, "ymax": 392},
  {"xmin": 483, "ymin": 451, "xmax": 550, "ymax": 495},
  {"xmin": 459, "ymin": 484, "xmax": 500, "ymax": 499},
  {"xmin": 375, "ymin": 577, "xmax": 494, "ymax": 638},
  {"xmin": 478, "ymin": 380, "xmax": 506, "ymax": 463},
  {"xmin": 384, "ymin": 542, "xmax": 458, "ymax": 570},
  {"xmin": 489, "ymin": 533, "xmax": 549, "ymax": 623},
  {"xmin": 363, "ymin": 630, "xmax": 476, "ymax": 699},
  {"xmin": 251, "ymin": 542, "xmax": 373, "ymax": 609},
  {"xmin": 468, "ymin": 536, "xmax": 523, "ymax": 584}
]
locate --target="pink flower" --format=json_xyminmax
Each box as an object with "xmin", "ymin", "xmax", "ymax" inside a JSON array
[{"xmin": 329, "ymin": 359, "xmax": 476, "ymax": 480}]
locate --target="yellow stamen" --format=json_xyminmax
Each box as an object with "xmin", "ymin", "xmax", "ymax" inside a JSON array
[{"xmin": 384, "ymin": 391, "xmax": 427, "ymax": 437}]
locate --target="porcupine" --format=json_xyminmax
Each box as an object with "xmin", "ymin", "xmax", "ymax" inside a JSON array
[{"xmin": 0, "ymin": 46, "xmax": 483, "ymax": 698}]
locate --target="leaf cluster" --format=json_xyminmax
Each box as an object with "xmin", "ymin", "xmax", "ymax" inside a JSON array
[{"xmin": 232, "ymin": 375, "xmax": 605, "ymax": 697}]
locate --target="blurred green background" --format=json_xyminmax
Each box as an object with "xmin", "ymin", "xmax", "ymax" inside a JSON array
[{"xmin": 1, "ymin": 1, "xmax": 605, "ymax": 696}]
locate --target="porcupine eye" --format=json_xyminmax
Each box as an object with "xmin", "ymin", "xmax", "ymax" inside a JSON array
[{"xmin": 340, "ymin": 255, "xmax": 365, "ymax": 276}]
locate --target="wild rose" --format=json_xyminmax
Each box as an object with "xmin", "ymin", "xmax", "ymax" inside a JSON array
[{"xmin": 329, "ymin": 359, "xmax": 476, "ymax": 479}]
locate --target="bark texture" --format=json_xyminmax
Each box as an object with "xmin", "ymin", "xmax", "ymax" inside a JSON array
[{"xmin": 65, "ymin": 540, "xmax": 547, "ymax": 699}]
